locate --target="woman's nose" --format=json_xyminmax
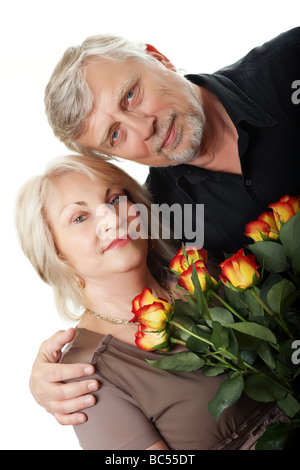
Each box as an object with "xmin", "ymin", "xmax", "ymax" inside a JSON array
[{"xmin": 95, "ymin": 204, "xmax": 119, "ymax": 241}]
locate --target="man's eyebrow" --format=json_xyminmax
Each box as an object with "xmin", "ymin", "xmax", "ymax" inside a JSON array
[{"xmin": 97, "ymin": 75, "xmax": 137, "ymax": 149}]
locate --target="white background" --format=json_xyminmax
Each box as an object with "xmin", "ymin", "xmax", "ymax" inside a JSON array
[{"xmin": 1, "ymin": 0, "xmax": 299, "ymax": 450}]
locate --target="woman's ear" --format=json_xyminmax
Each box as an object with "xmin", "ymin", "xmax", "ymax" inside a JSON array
[{"xmin": 145, "ymin": 44, "xmax": 177, "ymax": 71}]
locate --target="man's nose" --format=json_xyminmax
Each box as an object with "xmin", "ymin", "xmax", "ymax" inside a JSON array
[{"xmin": 123, "ymin": 112, "xmax": 156, "ymax": 140}]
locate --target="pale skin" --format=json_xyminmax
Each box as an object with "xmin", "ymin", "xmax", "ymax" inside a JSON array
[
  {"xmin": 30, "ymin": 44, "xmax": 242, "ymax": 428},
  {"xmin": 41, "ymin": 171, "xmax": 172, "ymax": 448}
]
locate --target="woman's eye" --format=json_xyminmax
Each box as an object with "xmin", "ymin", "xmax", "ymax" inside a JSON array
[
  {"xmin": 109, "ymin": 196, "xmax": 120, "ymax": 206},
  {"xmin": 74, "ymin": 214, "xmax": 87, "ymax": 224}
]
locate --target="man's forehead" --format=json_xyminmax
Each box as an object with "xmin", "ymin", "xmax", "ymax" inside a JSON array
[{"xmin": 85, "ymin": 55, "xmax": 143, "ymax": 78}]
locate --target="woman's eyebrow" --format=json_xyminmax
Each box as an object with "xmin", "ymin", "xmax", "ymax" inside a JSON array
[
  {"xmin": 59, "ymin": 188, "xmax": 112, "ymax": 216},
  {"xmin": 59, "ymin": 201, "xmax": 88, "ymax": 216}
]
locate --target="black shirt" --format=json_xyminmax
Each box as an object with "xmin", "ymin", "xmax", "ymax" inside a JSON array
[{"xmin": 145, "ymin": 27, "xmax": 300, "ymax": 259}]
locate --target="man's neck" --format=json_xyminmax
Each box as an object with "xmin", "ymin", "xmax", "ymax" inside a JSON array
[{"xmin": 190, "ymin": 87, "xmax": 241, "ymax": 175}]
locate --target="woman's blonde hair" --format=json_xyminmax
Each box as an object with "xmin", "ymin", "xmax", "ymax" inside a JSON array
[{"xmin": 15, "ymin": 154, "xmax": 176, "ymax": 321}]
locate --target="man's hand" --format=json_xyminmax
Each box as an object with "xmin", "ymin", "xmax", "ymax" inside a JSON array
[{"xmin": 29, "ymin": 328, "xmax": 99, "ymax": 425}]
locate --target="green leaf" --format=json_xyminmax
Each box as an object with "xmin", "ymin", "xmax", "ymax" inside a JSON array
[
  {"xmin": 266, "ymin": 279, "xmax": 296, "ymax": 315},
  {"xmin": 146, "ymin": 351, "xmax": 204, "ymax": 371},
  {"xmin": 202, "ymin": 366, "xmax": 225, "ymax": 377},
  {"xmin": 206, "ymin": 307, "xmax": 234, "ymax": 327},
  {"xmin": 172, "ymin": 313, "xmax": 197, "ymax": 341},
  {"xmin": 208, "ymin": 374, "xmax": 244, "ymax": 421},
  {"xmin": 239, "ymin": 348, "xmax": 257, "ymax": 366},
  {"xmin": 227, "ymin": 328, "xmax": 239, "ymax": 356},
  {"xmin": 255, "ymin": 422, "xmax": 292, "ymax": 450},
  {"xmin": 235, "ymin": 332, "xmax": 262, "ymax": 350},
  {"xmin": 243, "ymin": 288, "xmax": 264, "ymax": 318},
  {"xmin": 244, "ymin": 374, "xmax": 287, "ymax": 402},
  {"xmin": 223, "ymin": 321, "xmax": 277, "ymax": 344},
  {"xmin": 173, "ymin": 298, "xmax": 196, "ymax": 318},
  {"xmin": 248, "ymin": 241, "xmax": 289, "ymax": 273},
  {"xmin": 211, "ymin": 321, "xmax": 229, "ymax": 349},
  {"xmin": 274, "ymin": 356, "xmax": 293, "ymax": 378},
  {"xmin": 186, "ymin": 333, "xmax": 209, "ymax": 353},
  {"xmin": 224, "ymin": 286, "xmax": 250, "ymax": 317},
  {"xmin": 279, "ymin": 211, "xmax": 300, "ymax": 260},
  {"xmin": 257, "ymin": 342, "xmax": 276, "ymax": 370},
  {"xmin": 277, "ymin": 394, "xmax": 300, "ymax": 418},
  {"xmin": 260, "ymin": 272, "xmax": 284, "ymax": 307},
  {"xmin": 191, "ymin": 264, "xmax": 212, "ymax": 323},
  {"xmin": 185, "ymin": 324, "xmax": 212, "ymax": 353},
  {"xmin": 292, "ymin": 246, "xmax": 300, "ymax": 272}
]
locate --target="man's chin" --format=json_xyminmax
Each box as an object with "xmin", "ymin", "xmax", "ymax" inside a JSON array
[{"xmin": 165, "ymin": 148, "xmax": 199, "ymax": 165}]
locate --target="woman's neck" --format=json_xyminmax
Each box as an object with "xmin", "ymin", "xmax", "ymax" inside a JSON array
[
  {"xmin": 77, "ymin": 267, "xmax": 180, "ymax": 348},
  {"xmin": 81, "ymin": 267, "xmax": 167, "ymax": 322}
]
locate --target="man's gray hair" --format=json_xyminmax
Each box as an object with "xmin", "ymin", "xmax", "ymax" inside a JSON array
[{"xmin": 44, "ymin": 35, "xmax": 159, "ymax": 157}]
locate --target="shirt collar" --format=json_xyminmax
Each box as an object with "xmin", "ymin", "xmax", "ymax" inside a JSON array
[
  {"xmin": 185, "ymin": 73, "xmax": 278, "ymax": 128},
  {"xmin": 157, "ymin": 73, "xmax": 278, "ymax": 183}
]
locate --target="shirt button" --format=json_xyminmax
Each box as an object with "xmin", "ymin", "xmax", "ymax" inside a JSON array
[{"xmin": 245, "ymin": 179, "xmax": 252, "ymax": 187}]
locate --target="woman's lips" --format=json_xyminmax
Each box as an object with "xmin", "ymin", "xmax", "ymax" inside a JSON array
[
  {"xmin": 105, "ymin": 235, "xmax": 131, "ymax": 252},
  {"xmin": 162, "ymin": 118, "xmax": 176, "ymax": 149}
]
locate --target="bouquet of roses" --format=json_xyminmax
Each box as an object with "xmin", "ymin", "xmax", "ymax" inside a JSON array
[{"xmin": 130, "ymin": 195, "xmax": 300, "ymax": 450}]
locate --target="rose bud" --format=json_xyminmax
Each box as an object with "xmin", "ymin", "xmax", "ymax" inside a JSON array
[
  {"xmin": 244, "ymin": 211, "xmax": 279, "ymax": 242},
  {"xmin": 170, "ymin": 246, "xmax": 208, "ymax": 273},
  {"xmin": 219, "ymin": 249, "xmax": 260, "ymax": 291},
  {"xmin": 131, "ymin": 287, "xmax": 173, "ymax": 325},
  {"xmin": 178, "ymin": 260, "xmax": 217, "ymax": 294},
  {"xmin": 135, "ymin": 324, "xmax": 171, "ymax": 351},
  {"xmin": 269, "ymin": 194, "xmax": 300, "ymax": 230},
  {"xmin": 131, "ymin": 302, "xmax": 172, "ymax": 330}
]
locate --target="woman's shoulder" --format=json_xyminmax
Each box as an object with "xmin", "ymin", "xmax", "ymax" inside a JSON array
[{"xmin": 60, "ymin": 328, "xmax": 106, "ymax": 364}]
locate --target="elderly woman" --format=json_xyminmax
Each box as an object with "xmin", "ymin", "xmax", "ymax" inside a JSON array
[{"xmin": 16, "ymin": 154, "xmax": 283, "ymax": 450}]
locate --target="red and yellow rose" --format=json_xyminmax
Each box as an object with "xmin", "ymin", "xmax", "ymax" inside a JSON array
[
  {"xmin": 245, "ymin": 211, "xmax": 279, "ymax": 242},
  {"xmin": 269, "ymin": 194, "xmax": 300, "ymax": 230},
  {"xmin": 245, "ymin": 195, "xmax": 299, "ymax": 242},
  {"xmin": 169, "ymin": 246, "xmax": 208, "ymax": 273},
  {"xmin": 131, "ymin": 287, "xmax": 173, "ymax": 329},
  {"xmin": 134, "ymin": 324, "xmax": 171, "ymax": 351},
  {"xmin": 178, "ymin": 260, "xmax": 217, "ymax": 294},
  {"xmin": 219, "ymin": 249, "xmax": 260, "ymax": 291},
  {"xmin": 131, "ymin": 287, "xmax": 174, "ymax": 350}
]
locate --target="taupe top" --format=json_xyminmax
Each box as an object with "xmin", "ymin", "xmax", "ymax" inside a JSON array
[{"xmin": 61, "ymin": 328, "xmax": 274, "ymax": 450}]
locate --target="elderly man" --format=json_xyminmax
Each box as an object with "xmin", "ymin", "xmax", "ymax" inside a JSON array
[{"xmin": 30, "ymin": 28, "xmax": 300, "ymax": 425}]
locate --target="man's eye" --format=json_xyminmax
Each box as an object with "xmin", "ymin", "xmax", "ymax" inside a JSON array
[
  {"xmin": 112, "ymin": 129, "xmax": 119, "ymax": 142},
  {"xmin": 127, "ymin": 89, "xmax": 134, "ymax": 102}
]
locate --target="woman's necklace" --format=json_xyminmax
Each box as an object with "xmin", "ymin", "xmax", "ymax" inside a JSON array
[
  {"xmin": 86, "ymin": 282, "xmax": 173, "ymax": 326},
  {"xmin": 86, "ymin": 309, "xmax": 136, "ymax": 325}
]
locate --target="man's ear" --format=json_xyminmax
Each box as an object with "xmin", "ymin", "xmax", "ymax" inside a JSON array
[{"xmin": 145, "ymin": 44, "xmax": 177, "ymax": 71}]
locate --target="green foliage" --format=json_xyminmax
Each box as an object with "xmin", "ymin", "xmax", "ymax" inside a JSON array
[{"xmin": 149, "ymin": 210, "xmax": 300, "ymax": 449}]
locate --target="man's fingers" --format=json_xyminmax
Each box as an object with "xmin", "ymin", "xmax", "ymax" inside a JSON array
[
  {"xmin": 50, "ymin": 377, "xmax": 99, "ymax": 402},
  {"xmin": 53, "ymin": 412, "xmax": 88, "ymax": 426},
  {"xmin": 29, "ymin": 362, "xmax": 98, "ymax": 409},
  {"xmin": 49, "ymin": 393, "xmax": 97, "ymax": 417},
  {"xmin": 39, "ymin": 328, "xmax": 77, "ymax": 363},
  {"xmin": 37, "ymin": 362, "xmax": 96, "ymax": 383}
]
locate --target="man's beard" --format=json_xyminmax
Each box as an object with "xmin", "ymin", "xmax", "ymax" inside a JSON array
[{"xmin": 152, "ymin": 103, "xmax": 206, "ymax": 166}]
